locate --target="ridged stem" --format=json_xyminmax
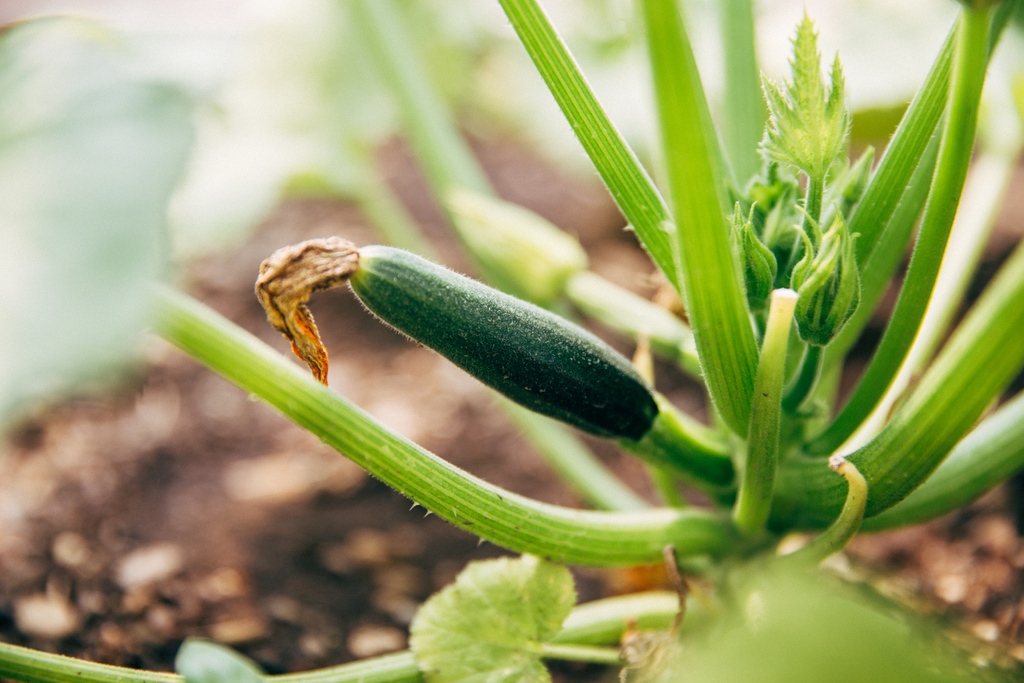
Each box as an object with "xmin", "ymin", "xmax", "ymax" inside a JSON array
[
  {"xmin": 734, "ymin": 289, "xmax": 798, "ymax": 535},
  {"xmin": 154, "ymin": 288, "xmax": 733, "ymax": 565},
  {"xmin": 642, "ymin": 0, "xmax": 760, "ymax": 436}
]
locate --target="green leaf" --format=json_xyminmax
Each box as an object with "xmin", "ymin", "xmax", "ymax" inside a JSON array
[
  {"xmin": 0, "ymin": 18, "xmax": 193, "ymax": 431},
  {"xmin": 760, "ymin": 14, "xmax": 850, "ymax": 184},
  {"xmin": 410, "ymin": 555, "xmax": 576, "ymax": 683},
  {"xmin": 175, "ymin": 639, "xmax": 264, "ymax": 683}
]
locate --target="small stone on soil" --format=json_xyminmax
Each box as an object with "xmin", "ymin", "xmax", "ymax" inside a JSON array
[
  {"xmin": 346, "ymin": 624, "xmax": 406, "ymax": 658},
  {"xmin": 115, "ymin": 542, "xmax": 184, "ymax": 590},
  {"xmin": 15, "ymin": 593, "xmax": 80, "ymax": 639}
]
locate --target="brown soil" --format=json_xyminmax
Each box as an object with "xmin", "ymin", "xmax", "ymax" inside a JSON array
[{"xmin": 2, "ymin": 140, "xmax": 1024, "ymax": 679}]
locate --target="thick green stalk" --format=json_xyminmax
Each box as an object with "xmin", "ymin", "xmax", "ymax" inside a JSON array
[
  {"xmin": 272, "ymin": 654, "xmax": 419, "ymax": 683},
  {"xmin": 349, "ymin": 0, "xmax": 490, "ymax": 196},
  {"xmin": 496, "ymin": 0, "xmax": 679, "ymax": 292},
  {"xmin": 642, "ymin": 0, "xmax": 759, "ymax": 436},
  {"xmin": 155, "ymin": 288, "xmax": 733, "ymax": 564},
  {"xmin": 862, "ymin": 391, "xmax": 1024, "ymax": 531},
  {"xmin": 734, "ymin": 289, "xmax": 797, "ymax": 535},
  {"xmin": 807, "ymin": 6, "xmax": 994, "ymax": 455},
  {"xmin": 720, "ymin": 0, "xmax": 764, "ymax": 185},
  {"xmin": 772, "ymin": 240, "xmax": 1024, "ymax": 528},
  {"xmin": 538, "ymin": 644, "xmax": 621, "ymax": 665}
]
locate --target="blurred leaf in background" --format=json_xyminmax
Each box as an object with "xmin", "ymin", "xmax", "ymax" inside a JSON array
[{"xmin": 0, "ymin": 17, "xmax": 194, "ymax": 431}]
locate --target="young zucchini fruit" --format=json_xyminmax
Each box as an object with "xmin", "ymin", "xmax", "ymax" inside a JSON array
[
  {"xmin": 256, "ymin": 239, "xmax": 734, "ymax": 488},
  {"xmin": 350, "ymin": 245, "xmax": 657, "ymax": 440}
]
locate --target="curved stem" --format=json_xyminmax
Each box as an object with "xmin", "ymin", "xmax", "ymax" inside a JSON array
[
  {"xmin": 501, "ymin": 398, "xmax": 650, "ymax": 512},
  {"xmin": 807, "ymin": 6, "xmax": 994, "ymax": 455},
  {"xmin": 154, "ymin": 288, "xmax": 734, "ymax": 565},
  {"xmin": 785, "ymin": 456, "xmax": 867, "ymax": 564}
]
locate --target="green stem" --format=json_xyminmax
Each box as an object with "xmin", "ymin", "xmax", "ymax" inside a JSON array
[
  {"xmin": 804, "ymin": 174, "xmax": 824, "ymax": 230},
  {"xmin": 565, "ymin": 271, "xmax": 701, "ymax": 378},
  {"xmin": 501, "ymin": 397, "xmax": 650, "ymax": 512},
  {"xmin": 154, "ymin": 288, "xmax": 733, "ymax": 564},
  {"xmin": 843, "ymin": 141, "xmax": 1020, "ymax": 449},
  {"xmin": 538, "ymin": 643, "xmax": 622, "ymax": 665},
  {"xmin": 0, "ymin": 643, "xmax": 180, "ymax": 683},
  {"xmin": 272, "ymin": 653, "xmax": 419, "ymax": 683},
  {"xmin": 0, "ymin": 592, "xmax": 684, "ymax": 683},
  {"xmin": 862, "ymin": 390, "xmax": 1024, "ymax": 531},
  {"xmin": 773, "ymin": 239, "xmax": 1024, "ymax": 528},
  {"xmin": 720, "ymin": 0, "xmax": 764, "ymax": 185},
  {"xmin": 782, "ymin": 344, "xmax": 822, "ymax": 414},
  {"xmin": 621, "ymin": 394, "xmax": 735, "ymax": 490},
  {"xmin": 648, "ymin": 466, "xmax": 689, "ymax": 508},
  {"xmin": 823, "ymin": 134, "xmax": 940, "ymax": 369},
  {"xmin": 554, "ymin": 591, "xmax": 679, "ymax": 644},
  {"xmin": 847, "ymin": 21, "xmax": 955, "ymax": 265},
  {"xmin": 349, "ymin": 0, "xmax": 490, "ymax": 197},
  {"xmin": 496, "ymin": 0, "xmax": 680, "ymax": 292},
  {"xmin": 734, "ymin": 289, "xmax": 798, "ymax": 536},
  {"xmin": 807, "ymin": 6, "xmax": 994, "ymax": 455},
  {"xmin": 785, "ymin": 456, "xmax": 867, "ymax": 564},
  {"xmin": 642, "ymin": 0, "xmax": 760, "ymax": 437}
]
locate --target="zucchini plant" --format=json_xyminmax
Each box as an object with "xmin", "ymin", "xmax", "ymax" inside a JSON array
[{"xmin": 3, "ymin": 0, "xmax": 1024, "ymax": 681}]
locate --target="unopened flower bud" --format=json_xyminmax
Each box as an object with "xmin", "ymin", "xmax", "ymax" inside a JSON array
[
  {"xmin": 447, "ymin": 189, "xmax": 588, "ymax": 306},
  {"xmin": 790, "ymin": 214, "xmax": 860, "ymax": 345},
  {"xmin": 730, "ymin": 204, "xmax": 777, "ymax": 312}
]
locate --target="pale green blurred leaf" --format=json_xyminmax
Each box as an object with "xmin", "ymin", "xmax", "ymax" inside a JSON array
[
  {"xmin": 0, "ymin": 17, "xmax": 193, "ymax": 429},
  {"xmin": 410, "ymin": 555, "xmax": 576, "ymax": 683},
  {"xmin": 625, "ymin": 565, "xmax": 992, "ymax": 683},
  {"xmin": 175, "ymin": 638, "xmax": 265, "ymax": 683}
]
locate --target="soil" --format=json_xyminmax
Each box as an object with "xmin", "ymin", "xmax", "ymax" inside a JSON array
[{"xmin": 2, "ymin": 139, "xmax": 1024, "ymax": 680}]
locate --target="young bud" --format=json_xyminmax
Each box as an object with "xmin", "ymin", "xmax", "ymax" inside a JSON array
[
  {"xmin": 447, "ymin": 189, "xmax": 588, "ymax": 307},
  {"xmin": 790, "ymin": 215, "xmax": 860, "ymax": 345},
  {"xmin": 730, "ymin": 204, "xmax": 778, "ymax": 312},
  {"xmin": 836, "ymin": 146, "xmax": 874, "ymax": 218}
]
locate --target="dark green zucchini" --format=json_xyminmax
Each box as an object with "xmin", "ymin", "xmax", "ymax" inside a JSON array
[{"xmin": 348, "ymin": 245, "xmax": 658, "ymax": 440}]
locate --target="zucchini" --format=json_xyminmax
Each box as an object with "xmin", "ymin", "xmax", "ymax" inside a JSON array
[{"xmin": 349, "ymin": 245, "xmax": 658, "ymax": 440}]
